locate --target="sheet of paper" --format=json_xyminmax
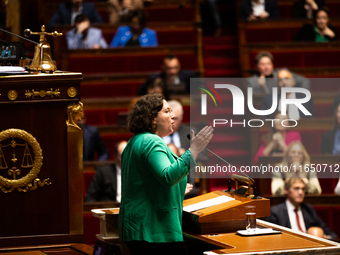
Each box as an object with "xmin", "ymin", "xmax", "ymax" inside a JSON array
[{"xmin": 183, "ymin": 195, "xmax": 235, "ymax": 212}]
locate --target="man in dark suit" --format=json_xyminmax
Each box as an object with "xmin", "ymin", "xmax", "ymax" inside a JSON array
[
  {"xmin": 138, "ymin": 55, "xmax": 197, "ymax": 96},
  {"xmin": 239, "ymin": 0, "xmax": 280, "ymax": 21},
  {"xmin": 261, "ymin": 69, "xmax": 314, "ymax": 119},
  {"xmin": 47, "ymin": 0, "xmax": 103, "ymax": 31},
  {"xmin": 84, "ymin": 141, "xmax": 127, "ymax": 202},
  {"xmin": 266, "ymin": 178, "xmax": 337, "ymax": 239}
]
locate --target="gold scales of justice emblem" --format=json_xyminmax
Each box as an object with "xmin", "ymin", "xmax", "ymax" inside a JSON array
[{"xmin": 0, "ymin": 129, "xmax": 51, "ymax": 193}]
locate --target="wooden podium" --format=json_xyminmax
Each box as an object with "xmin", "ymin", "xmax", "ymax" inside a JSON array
[
  {"xmin": 182, "ymin": 190, "xmax": 270, "ymax": 234},
  {"xmin": 0, "ymin": 72, "xmax": 91, "ymax": 253}
]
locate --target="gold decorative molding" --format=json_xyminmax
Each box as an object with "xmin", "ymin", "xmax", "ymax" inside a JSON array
[
  {"xmin": 67, "ymin": 87, "xmax": 77, "ymax": 98},
  {"xmin": 0, "ymin": 128, "xmax": 51, "ymax": 193},
  {"xmin": 8, "ymin": 90, "xmax": 18, "ymax": 100},
  {"xmin": 25, "ymin": 88, "xmax": 60, "ymax": 99},
  {"xmin": 66, "ymin": 102, "xmax": 84, "ymax": 130}
]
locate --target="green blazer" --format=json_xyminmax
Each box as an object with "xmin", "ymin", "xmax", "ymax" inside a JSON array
[{"xmin": 119, "ymin": 132, "xmax": 195, "ymax": 243}]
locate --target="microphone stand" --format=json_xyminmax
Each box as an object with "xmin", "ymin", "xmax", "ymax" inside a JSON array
[{"xmin": 187, "ymin": 134, "xmax": 261, "ymax": 199}]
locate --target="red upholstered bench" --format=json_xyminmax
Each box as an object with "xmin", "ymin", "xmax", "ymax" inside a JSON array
[
  {"xmin": 84, "ymin": 108, "xmax": 129, "ymax": 126},
  {"xmin": 83, "ymin": 211, "xmax": 100, "ymax": 245},
  {"xmin": 81, "ymin": 82, "xmax": 142, "ymax": 98},
  {"xmin": 101, "ymin": 133, "xmax": 134, "ymax": 160}
]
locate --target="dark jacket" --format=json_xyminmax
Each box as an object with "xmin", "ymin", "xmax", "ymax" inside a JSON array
[
  {"xmin": 266, "ymin": 202, "xmax": 338, "ymax": 239},
  {"xmin": 294, "ymin": 24, "xmax": 338, "ymax": 42},
  {"xmin": 138, "ymin": 69, "xmax": 197, "ymax": 96},
  {"xmin": 321, "ymin": 129, "xmax": 336, "ymax": 154},
  {"xmin": 47, "ymin": 2, "xmax": 103, "ymax": 30},
  {"xmin": 84, "ymin": 164, "xmax": 118, "ymax": 202},
  {"xmin": 83, "ymin": 124, "xmax": 109, "ymax": 161}
]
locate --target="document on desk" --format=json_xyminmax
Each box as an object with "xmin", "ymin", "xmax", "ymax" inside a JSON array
[{"xmin": 183, "ymin": 195, "xmax": 235, "ymax": 212}]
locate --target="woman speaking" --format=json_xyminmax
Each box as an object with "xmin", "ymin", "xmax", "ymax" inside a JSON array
[{"xmin": 119, "ymin": 93, "xmax": 213, "ymax": 255}]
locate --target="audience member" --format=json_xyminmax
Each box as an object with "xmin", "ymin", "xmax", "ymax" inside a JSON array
[
  {"xmin": 254, "ymin": 112, "xmax": 301, "ymax": 165},
  {"xmin": 335, "ymin": 178, "xmax": 340, "ymax": 195},
  {"xmin": 84, "ymin": 141, "xmax": 127, "ymax": 202},
  {"xmin": 145, "ymin": 77, "xmax": 169, "ymax": 100},
  {"xmin": 239, "ymin": 0, "xmax": 280, "ymax": 21},
  {"xmin": 162, "ymin": 100, "xmax": 190, "ymax": 156},
  {"xmin": 138, "ymin": 55, "xmax": 197, "ymax": 96},
  {"xmin": 295, "ymin": 7, "xmax": 337, "ymax": 42},
  {"xmin": 261, "ymin": 69, "xmax": 314, "ymax": 120},
  {"xmin": 293, "ymin": 0, "xmax": 325, "ymax": 19},
  {"xmin": 47, "ymin": 0, "xmax": 103, "ymax": 31},
  {"xmin": 107, "ymin": 0, "xmax": 144, "ymax": 25},
  {"xmin": 110, "ymin": 9, "xmax": 158, "ymax": 47},
  {"xmin": 321, "ymin": 100, "xmax": 340, "ymax": 154},
  {"xmin": 77, "ymin": 116, "xmax": 110, "ymax": 161},
  {"xmin": 271, "ymin": 141, "xmax": 322, "ymax": 196},
  {"xmin": 266, "ymin": 178, "xmax": 337, "ymax": 239},
  {"xmin": 247, "ymin": 51, "xmax": 310, "ymax": 95},
  {"xmin": 66, "ymin": 14, "xmax": 108, "ymax": 49}
]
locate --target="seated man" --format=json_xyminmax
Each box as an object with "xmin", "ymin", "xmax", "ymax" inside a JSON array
[
  {"xmin": 84, "ymin": 141, "xmax": 127, "ymax": 202},
  {"xmin": 247, "ymin": 51, "xmax": 310, "ymax": 95},
  {"xmin": 266, "ymin": 178, "xmax": 337, "ymax": 239},
  {"xmin": 138, "ymin": 55, "xmax": 197, "ymax": 96},
  {"xmin": 66, "ymin": 14, "xmax": 108, "ymax": 49},
  {"xmin": 47, "ymin": 0, "xmax": 103, "ymax": 31},
  {"xmin": 261, "ymin": 69, "xmax": 315, "ymax": 120}
]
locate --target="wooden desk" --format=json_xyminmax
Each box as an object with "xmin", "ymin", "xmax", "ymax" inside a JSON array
[{"xmin": 184, "ymin": 219, "xmax": 340, "ymax": 254}]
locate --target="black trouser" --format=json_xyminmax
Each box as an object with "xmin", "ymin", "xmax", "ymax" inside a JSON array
[{"xmin": 126, "ymin": 241, "xmax": 186, "ymax": 255}]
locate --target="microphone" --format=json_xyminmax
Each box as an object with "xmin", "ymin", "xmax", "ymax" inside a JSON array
[
  {"xmin": 187, "ymin": 133, "xmax": 261, "ymax": 199},
  {"xmin": 187, "ymin": 134, "xmax": 233, "ymax": 192}
]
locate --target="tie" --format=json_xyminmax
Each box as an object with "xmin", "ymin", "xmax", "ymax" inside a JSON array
[{"xmin": 294, "ymin": 207, "xmax": 304, "ymax": 232}]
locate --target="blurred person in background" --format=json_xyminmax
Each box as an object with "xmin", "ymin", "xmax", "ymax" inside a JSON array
[
  {"xmin": 66, "ymin": 14, "xmax": 108, "ymax": 49},
  {"xmin": 261, "ymin": 69, "xmax": 314, "ymax": 120},
  {"xmin": 254, "ymin": 112, "xmax": 301, "ymax": 165},
  {"xmin": 293, "ymin": 0, "xmax": 325, "ymax": 19},
  {"xmin": 138, "ymin": 55, "xmax": 197, "ymax": 96},
  {"xmin": 47, "ymin": 0, "xmax": 103, "ymax": 31},
  {"xmin": 295, "ymin": 7, "xmax": 337, "ymax": 42},
  {"xmin": 85, "ymin": 141, "xmax": 127, "ymax": 202},
  {"xmin": 271, "ymin": 141, "xmax": 322, "ymax": 196},
  {"xmin": 77, "ymin": 115, "xmax": 109, "ymax": 161},
  {"xmin": 110, "ymin": 9, "xmax": 158, "ymax": 47},
  {"xmin": 239, "ymin": 0, "xmax": 280, "ymax": 21},
  {"xmin": 107, "ymin": 0, "xmax": 144, "ymax": 25},
  {"xmin": 321, "ymin": 101, "xmax": 340, "ymax": 154},
  {"xmin": 247, "ymin": 52, "xmax": 310, "ymax": 95}
]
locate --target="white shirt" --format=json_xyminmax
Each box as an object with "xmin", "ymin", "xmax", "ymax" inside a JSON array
[
  {"xmin": 116, "ymin": 165, "xmax": 121, "ymax": 202},
  {"xmin": 252, "ymin": 0, "xmax": 265, "ymax": 17},
  {"xmin": 71, "ymin": 5, "xmax": 83, "ymax": 26},
  {"xmin": 163, "ymin": 131, "xmax": 181, "ymax": 149},
  {"xmin": 286, "ymin": 199, "xmax": 307, "ymax": 233}
]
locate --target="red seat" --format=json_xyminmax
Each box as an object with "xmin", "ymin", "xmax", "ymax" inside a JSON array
[{"xmin": 83, "ymin": 212, "xmax": 100, "ymax": 245}]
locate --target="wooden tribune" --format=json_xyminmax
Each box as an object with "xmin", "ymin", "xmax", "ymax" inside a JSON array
[
  {"xmin": 0, "ymin": 72, "xmax": 89, "ymax": 252},
  {"xmin": 182, "ymin": 190, "xmax": 270, "ymax": 234}
]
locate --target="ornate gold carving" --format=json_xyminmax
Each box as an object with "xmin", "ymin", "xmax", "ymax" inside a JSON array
[
  {"xmin": 67, "ymin": 87, "xmax": 77, "ymax": 98},
  {"xmin": 8, "ymin": 90, "xmax": 18, "ymax": 101},
  {"xmin": 25, "ymin": 88, "xmax": 60, "ymax": 99},
  {"xmin": 66, "ymin": 102, "xmax": 84, "ymax": 130},
  {"xmin": 0, "ymin": 128, "xmax": 51, "ymax": 193}
]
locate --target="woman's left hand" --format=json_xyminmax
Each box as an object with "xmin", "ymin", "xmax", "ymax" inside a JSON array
[{"xmin": 185, "ymin": 183, "xmax": 193, "ymax": 194}]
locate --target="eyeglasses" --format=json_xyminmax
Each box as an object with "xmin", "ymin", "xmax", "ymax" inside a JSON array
[{"xmin": 158, "ymin": 107, "xmax": 173, "ymax": 116}]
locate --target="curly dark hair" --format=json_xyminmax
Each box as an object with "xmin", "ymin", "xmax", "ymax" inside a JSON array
[{"xmin": 127, "ymin": 93, "xmax": 165, "ymax": 134}]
